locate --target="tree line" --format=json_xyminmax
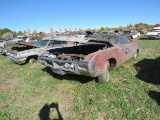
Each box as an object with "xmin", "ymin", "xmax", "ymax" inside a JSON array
[{"xmin": 0, "ymin": 23, "xmax": 158, "ymax": 38}]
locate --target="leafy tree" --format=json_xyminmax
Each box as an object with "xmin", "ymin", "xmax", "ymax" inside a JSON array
[
  {"xmin": 17, "ymin": 31, "xmax": 23, "ymax": 35},
  {"xmin": 12, "ymin": 31, "xmax": 17, "ymax": 37},
  {"xmin": 0, "ymin": 28, "xmax": 13, "ymax": 37},
  {"xmin": 139, "ymin": 24, "xmax": 145, "ymax": 30},
  {"xmin": 118, "ymin": 26, "xmax": 125, "ymax": 31},
  {"xmin": 39, "ymin": 32, "xmax": 45, "ymax": 38},
  {"xmin": 2, "ymin": 32, "xmax": 13, "ymax": 38},
  {"xmin": 128, "ymin": 25, "xmax": 136, "ymax": 30},
  {"xmin": 92, "ymin": 28, "xmax": 97, "ymax": 32},
  {"xmin": 99, "ymin": 27, "xmax": 106, "ymax": 32}
]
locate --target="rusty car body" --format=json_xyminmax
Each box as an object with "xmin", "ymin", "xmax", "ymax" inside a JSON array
[
  {"xmin": 38, "ymin": 34, "xmax": 140, "ymax": 84},
  {"xmin": 0, "ymin": 36, "xmax": 31, "ymax": 53},
  {"xmin": 6, "ymin": 36, "xmax": 75, "ymax": 64}
]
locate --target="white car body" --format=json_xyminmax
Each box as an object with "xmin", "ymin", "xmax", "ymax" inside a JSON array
[
  {"xmin": 144, "ymin": 27, "xmax": 160, "ymax": 39},
  {"xmin": 123, "ymin": 31, "xmax": 140, "ymax": 39},
  {"xmin": 131, "ymin": 31, "xmax": 141, "ymax": 38}
]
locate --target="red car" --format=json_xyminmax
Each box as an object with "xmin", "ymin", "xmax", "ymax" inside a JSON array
[{"xmin": 39, "ymin": 34, "xmax": 140, "ymax": 84}]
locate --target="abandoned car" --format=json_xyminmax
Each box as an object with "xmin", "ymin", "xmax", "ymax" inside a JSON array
[
  {"xmin": 38, "ymin": 34, "xmax": 140, "ymax": 84},
  {"xmin": 6, "ymin": 37, "xmax": 74, "ymax": 64},
  {"xmin": 122, "ymin": 30, "xmax": 140, "ymax": 39},
  {"xmin": 0, "ymin": 36, "xmax": 31, "ymax": 53},
  {"xmin": 144, "ymin": 26, "xmax": 160, "ymax": 39}
]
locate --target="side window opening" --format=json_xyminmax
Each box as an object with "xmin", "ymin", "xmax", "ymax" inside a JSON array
[{"xmin": 120, "ymin": 36, "xmax": 132, "ymax": 44}]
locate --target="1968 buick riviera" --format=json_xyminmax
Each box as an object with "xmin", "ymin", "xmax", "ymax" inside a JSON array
[{"xmin": 38, "ymin": 34, "xmax": 140, "ymax": 84}]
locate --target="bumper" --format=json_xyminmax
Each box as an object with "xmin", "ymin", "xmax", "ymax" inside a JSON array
[
  {"xmin": 144, "ymin": 35, "xmax": 160, "ymax": 39},
  {"xmin": 8, "ymin": 56, "xmax": 27, "ymax": 64},
  {"xmin": 39, "ymin": 56, "xmax": 97, "ymax": 77}
]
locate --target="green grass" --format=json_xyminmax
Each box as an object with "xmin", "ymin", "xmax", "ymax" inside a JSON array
[{"xmin": 0, "ymin": 37, "xmax": 160, "ymax": 120}]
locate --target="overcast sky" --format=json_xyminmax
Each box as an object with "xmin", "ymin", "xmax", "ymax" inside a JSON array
[{"xmin": 0, "ymin": 0, "xmax": 160, "ymax": 32}]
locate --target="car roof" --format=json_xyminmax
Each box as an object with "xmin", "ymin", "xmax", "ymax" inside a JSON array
[{"xmin": 41, "ymin": 34, "xmax": 122, "ymax": 45}]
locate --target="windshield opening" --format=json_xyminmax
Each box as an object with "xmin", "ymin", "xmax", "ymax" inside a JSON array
[
  {"xmin": 102, "ymin": 36, "xmax": 119, "ymax": 44},
  {"xmin": 34, "ymin": 39, "xmax": 48, "ymax": 46},
  {"xmin": 123, "ymin": 31, "xmax": 131, "ymax": 34}
]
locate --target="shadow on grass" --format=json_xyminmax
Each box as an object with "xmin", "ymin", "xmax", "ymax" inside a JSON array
[
  {"xmin": 39, "ymin": 102, "xmax": 63, "ymax": 120},
  {"xmin": 134, "ymin": 57, "xmax": 160, "ymax": 85},
  {"xmin": 148, "ymin": 91, "xmax": 160, "ymax": 105},
  {"xmin": 42, "ymin": 67, "xmax": 94, "ymax": 84},
  {"xmin": 1, "ymin": 53, "xmax": 7, "ymax": 56}
]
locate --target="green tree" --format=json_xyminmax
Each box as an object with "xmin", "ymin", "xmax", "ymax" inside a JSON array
[
  {"xmin": 0, "ymin": 28, "xmax": 13, "ymax": 37},
  {"xmin": 128, "ymin": 25, "xmax": 136, "ymax": 30},
  {"xmin": 118, "ymin": 26, "xmax": 125, "ymax": 31},
  {"xmin": 13, "ymin": 31, "xmax": 17, "ymax": 37},
  {"xmin": 92, "ymin": 28, "xmax": 97, "ymax": 32},
  {"xmin": 17, "ymin": 31, "xmax": 23, "ymax": 35},
  {"xmin": 39, "ymin": 32, "xmax": 45, "ymax": 38},
  {"xmin": 139, "ymin": 24, "xmax": 145, "ymax": 30},
  {"xmin": 99, "ymin": 27, "xmax": 106, "ymax": 32},
  {"xmin": 2, "ymin": 32, "xmax": 13, "ymax": 38}
]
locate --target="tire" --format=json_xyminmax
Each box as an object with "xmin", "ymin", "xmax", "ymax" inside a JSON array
[
  {"xmin": 97, "ymin": 61, "xmax": 110, "ymax": 84},
  {"xmin": 29, "ymin": 58, "xmax": 36, "ymax": 64}
]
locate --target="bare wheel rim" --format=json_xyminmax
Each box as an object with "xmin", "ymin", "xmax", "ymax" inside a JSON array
[{"xmin": 29, "ymin": 58, "xmax": 36, "ymax": 64}]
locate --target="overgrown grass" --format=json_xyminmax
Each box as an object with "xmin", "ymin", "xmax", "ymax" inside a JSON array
[{"xmin": 0, "ymin": 37, "xmax": 160, "ymax": 120}]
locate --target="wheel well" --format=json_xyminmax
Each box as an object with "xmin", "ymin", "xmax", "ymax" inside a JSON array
[
  {"xmin": 27, "ymin": 55, "xmax": 38, "ymax": 62},
  {"xmin": 108, "ymin": 58, "xmax": 117, "ymax": 70}
]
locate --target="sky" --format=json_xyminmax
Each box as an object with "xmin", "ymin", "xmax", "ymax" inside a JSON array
[{"xmin": 0, "ymin": 0, "xmax": 160, "ymax": 33}]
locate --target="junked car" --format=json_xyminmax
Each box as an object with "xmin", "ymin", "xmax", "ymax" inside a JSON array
[
  {"xmin": 123, "ymin": 30, "xmax": 140, "ymax": 39},
  {"xmin": 6, "ymin": 36, "xmax": 74, "ymax": 64},
  {"xmin": 0, "ymin": 36, "xmax": 30, "ymax": 53},
  {"xmin": 144, "ymin": 26, "xmax": 160, "ymax": 39},
  {"xmin": 38, "ymin": 34, "xmax": 140, "ymax": 84}
]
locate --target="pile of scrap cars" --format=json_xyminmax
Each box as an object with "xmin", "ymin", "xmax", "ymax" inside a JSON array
[{"xmin": 0, "ymin": 33, "xmax": 140, "ymax": 84}]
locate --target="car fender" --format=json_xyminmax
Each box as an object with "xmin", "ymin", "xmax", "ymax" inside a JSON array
[{"xmin": 88, "ymin": 49, "xmax": 119, "ymax": 74}]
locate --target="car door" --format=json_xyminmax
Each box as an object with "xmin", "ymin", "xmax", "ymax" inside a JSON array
[{"xmin": 119, "ymin": 36, "xmax": 135, "ymax": 61}]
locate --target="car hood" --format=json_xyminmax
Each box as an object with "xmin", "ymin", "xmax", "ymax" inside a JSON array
[
  {"xmin": 18, "ymin": 46, "xmax": 47, "ymax": 53},
  {"xmin": 5, "ymin": 41, "xmax": 38, "ymax": 47}
]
